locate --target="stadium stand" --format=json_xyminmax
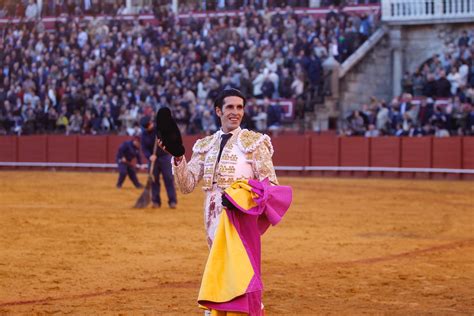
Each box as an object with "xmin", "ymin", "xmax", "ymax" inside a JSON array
[
  {"xmin": 343, "ymin": 29, "xmax": 474, "ymax": 137},
  {"xmin": 0, "ymin": 1, "xmax": 380, "ymax": 136}
]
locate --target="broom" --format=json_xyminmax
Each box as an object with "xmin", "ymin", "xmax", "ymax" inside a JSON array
[{"xmin": 134, "ymin": 139, "xmax": 158, "ymax": 208}]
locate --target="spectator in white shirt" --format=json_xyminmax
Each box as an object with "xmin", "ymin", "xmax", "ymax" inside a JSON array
[{"xmin": 25, "ymin": 0, "xmax": 39, "ymax": 20}]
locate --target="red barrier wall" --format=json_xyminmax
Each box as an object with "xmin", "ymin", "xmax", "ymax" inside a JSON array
[
  {"xmin": 311, "ymin": 136, "xmax": 339, "ymax": 166},
  {"xmin": 400, "ymin": 137, "xmax": 433, "ymax": 179},
  {"xmin": 77, "ymin": 136, "xmax": 108, "ymax": 163},
  {"xmin": 370, "ymin": 137, "xmax": 400, "ymax": 167},
  {"xmin": 463, "ymin": 137, "xmax": 474, "ymax": 169},
  {"xmin": 433, "ymin": 137, "xmax": 463, "ymax": 180},
  {"xmin": 339, "ymin": 137, "xmax": 370, "ymax": 177},
  {"xmin": 47, "ymin": 135, "xmax": 77, "ymax": 163},
  {"xmin": 107, "ymin": 136, "xmax": 132, "ymax": 163},
  {"xmin": 1, "ymin": 135, "xmax": 473, "ymax": 180},
  {"xmin": 462, "ymin": 138, "xmax": 474, "ymax": 180},
  {"xmin": 340, "ymin": 137, "xmax": 370, "ymax": 166},
  {"xmin": 18, "ymin": 136, "xmax": 48, "ymax": 162},
  {"xmin": 272, "ymin": 135, "xmax": 310, "ymax": 166},
  {"xmin": 401, "ymin": 137, "xmax": 432, "ymax": 168},
  {"xmin": 432, "ymin": 137, "xmax": 462, "ymax": 169},
  {"xmin": 0, "ymin": 136, "xmax": 17, "ymax": 162},
  {"xmin": 369, "ymin": 137, "xmax": 401, "ymax": 178}
]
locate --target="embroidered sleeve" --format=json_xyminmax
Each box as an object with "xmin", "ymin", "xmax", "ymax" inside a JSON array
[
  {"xmin": 252, "ymin": 137, "xmax": 279, "ymax": 185},
  {"xmin": 173, "ymin": 151, "xmax": 204, "ymax": 194}
]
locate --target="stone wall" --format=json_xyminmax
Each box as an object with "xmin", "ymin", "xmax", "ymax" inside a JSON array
[
  {"xmin": 402, "ymin": 23, "xmax": 473, "ymax": 73},
  {"xmin": 339, "ymin": 35, "xmax": 392, "ymax": 114}
]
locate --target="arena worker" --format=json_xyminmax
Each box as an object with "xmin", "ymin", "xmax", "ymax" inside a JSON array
[
  {"xmin": 115, "ymin": 136, "xmax": 145, "ymax": 189},
  {"xmin": 140, "ymin": 115, "xmax": 177, "ymax": 209}
]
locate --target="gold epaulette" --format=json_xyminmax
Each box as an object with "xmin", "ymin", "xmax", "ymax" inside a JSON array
[
  {"xmin": 237, "ymin": 129, "xmax": 274, "ymax": 155},
  {"xmin": 192, "ymin": 133, "xmax": 219, "ymax": 154}
]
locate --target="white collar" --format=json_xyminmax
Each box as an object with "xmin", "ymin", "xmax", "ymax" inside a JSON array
[{"xmin": 218, "ymin": 127, "xmax": 241, "ymax": 138}]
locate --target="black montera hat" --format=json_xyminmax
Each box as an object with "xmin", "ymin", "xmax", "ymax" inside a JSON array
[{"xmin": 155, "ymin": 107, "xmax": 185, "ymax": 157}]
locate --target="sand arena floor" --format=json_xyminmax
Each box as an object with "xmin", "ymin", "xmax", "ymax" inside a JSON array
[{"xmin": 0, "ymin": 171, "xmax": 473, "ymax": 315}]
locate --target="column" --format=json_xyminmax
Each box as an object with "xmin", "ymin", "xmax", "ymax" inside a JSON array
[
  {"xmin": 389, "ymin": 26, "xmax": 403, "ymax": 98},
  {"xmin": 126, "ymin": 0, "xmax": 133, "ymax": 14},
  {"xmin": 321, "ymin": 53, "xmax": 341, "ymax": 131},
  {"xmin": 172, "ymin": 0, "xmax": 178, "ymax": 13}
]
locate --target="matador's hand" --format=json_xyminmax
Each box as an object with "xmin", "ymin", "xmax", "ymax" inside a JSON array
[{"xmin": 221, "ymin": 193, "xmax": 237, "ymax": 211}]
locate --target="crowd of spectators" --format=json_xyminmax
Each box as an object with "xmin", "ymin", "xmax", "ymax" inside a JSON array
[
  {"xmin": 0, "ymin": 0, "xmax": 380, "ymax": 18},
  {"xmin": 0, "ymin": 3, "xmax": 378, "ymax": 136},
  {"xmin": 180, "ymin": 0, "xmax": 380, "ymax": 12},
  {"xmin": 344, "ymin": 29, "xmax": 474, "ymax": 137},
  {"xmin": 0, "ymin": 0, "xmax": 147, "ymax": 18}
]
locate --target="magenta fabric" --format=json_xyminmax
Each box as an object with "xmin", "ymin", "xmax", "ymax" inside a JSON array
[
  {"xmin": 202, "ymin": 179, "xmax": 292, "ymax": 315},
  {"xmin": 225, "ymin": 178, "xmax": 293, "ymax": 234}
]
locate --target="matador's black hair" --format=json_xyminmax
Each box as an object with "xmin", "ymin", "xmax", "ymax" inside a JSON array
[{"xmin": 213, "ymin": 88, "xmax": 247, "ymax": 109}]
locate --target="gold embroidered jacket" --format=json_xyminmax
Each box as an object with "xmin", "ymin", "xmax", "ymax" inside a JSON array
[{"xmin": 173, "ymin": 127, "xmax": 278, "ymax": 193}]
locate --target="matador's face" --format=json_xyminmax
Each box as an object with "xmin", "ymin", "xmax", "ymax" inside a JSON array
[{"xmin": 216, "ymin": 96, "xmax": 244, "ymax": 133}]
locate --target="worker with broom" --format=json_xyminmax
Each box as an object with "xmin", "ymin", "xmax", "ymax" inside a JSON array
[
  {"xmin": 140, "ymin": 115, "xmax": 177, "ymax": 209},
  {"xmin": 116, "ymin": 135, "xmax": 145, "ymax": 189}
]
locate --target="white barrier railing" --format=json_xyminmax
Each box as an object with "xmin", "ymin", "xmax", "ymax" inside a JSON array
[
  {"xmin": 1, "ymin": 162, "xmax": 473, "ymax": 174},
  {"xmin": 382, "ymin": 0, "xmax": 474, "ymax": 22}
]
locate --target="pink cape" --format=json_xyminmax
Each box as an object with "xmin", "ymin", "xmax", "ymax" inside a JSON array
[{"xmin": 198, "ymin": 178, "xmax": 293, "ymax": 315}]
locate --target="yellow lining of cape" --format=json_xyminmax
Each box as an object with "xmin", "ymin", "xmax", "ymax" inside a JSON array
[
  {"xmin": 198, "ymin": 210, "xmax": 254, "ymax": 303},
  {"xmin": 224, "ymin": 181, "xmax": 259, "ymax": 211}
]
